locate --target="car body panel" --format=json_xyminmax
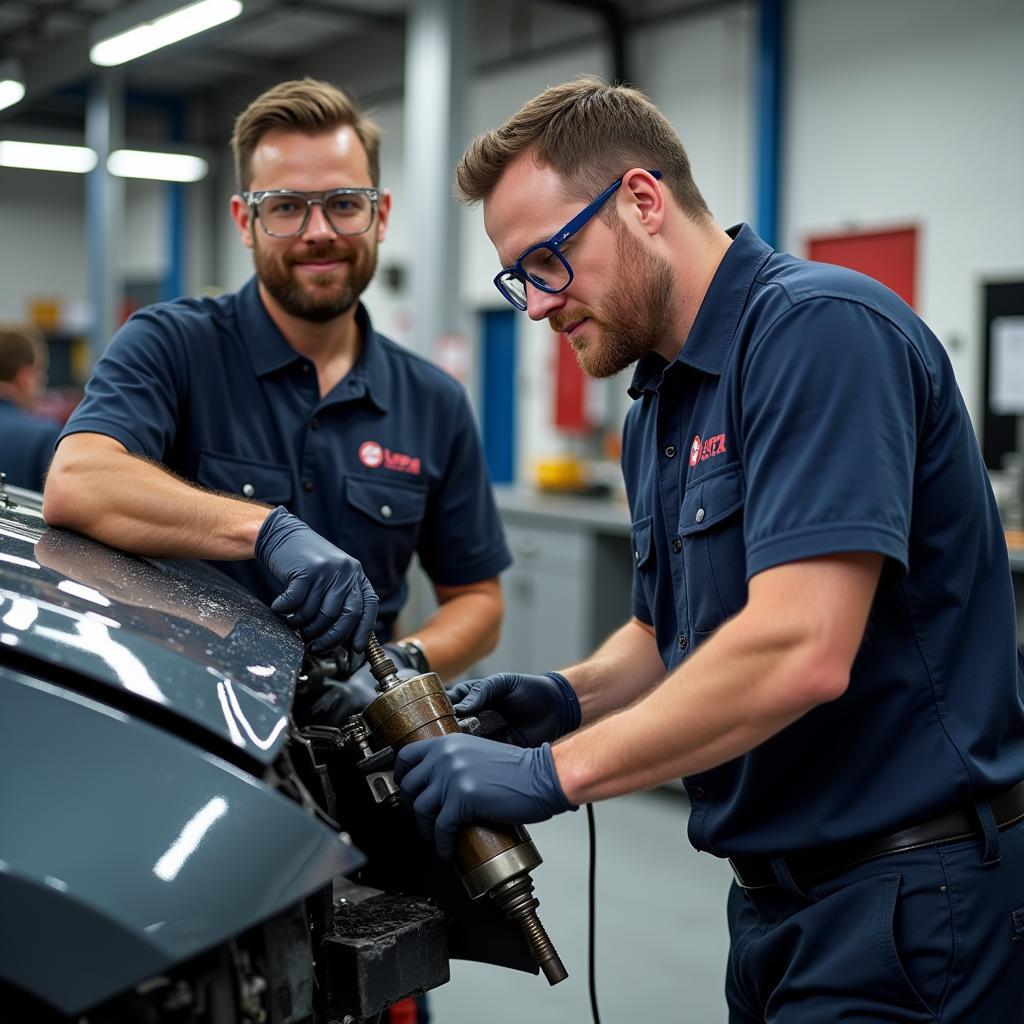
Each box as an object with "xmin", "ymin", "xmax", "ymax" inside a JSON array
[
  {"xmin": 0, "ymin": 668, "xmax": 364, "ymax": 1014},
  {"xmin": 0, "ymin": 502, "xmax": 301, "ymax": 764}
]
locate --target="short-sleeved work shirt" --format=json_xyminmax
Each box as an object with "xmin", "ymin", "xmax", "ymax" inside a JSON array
[
  {"xmin": 61, "ymin": 278, "xmax": 512, "ymax": 636},
  {"xmin": 0, "ymin": 399, "xmax": 61, "ymax": 492},
  {"xmin": 622, "ymin": 224, "xmax": 1024, "ymax": 857}
]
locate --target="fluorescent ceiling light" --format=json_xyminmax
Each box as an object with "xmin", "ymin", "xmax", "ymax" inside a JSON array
[
  {"xmin": 0, "ymin": 141, "xmax": 98, "ymax": 174},
  {"xmin": 108, "ymin": 149, "xmax": 209, "ymax": 182},
  {"xmin": 90, "ymin": 0, "xmax": 243, "ymax": 67},
  {"xmin": 0, "ymin": 59, "xmax": 25, "ymax": 113},
  {"xmin": 0, "ymin": 80, "xmax": 25, "ymax": 114}
]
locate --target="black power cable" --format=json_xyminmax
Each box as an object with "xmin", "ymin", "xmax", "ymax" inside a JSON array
[{"xmin": 586, "ymin": 802, "xmax": 602, "ymax": 1024}]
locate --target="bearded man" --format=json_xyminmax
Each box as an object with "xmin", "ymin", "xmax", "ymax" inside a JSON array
[
  {"xmin": 394, "ymin": 77, "xmax": 1024, "ymax": 1022},
  {"xmin": 45, "ymin": 79, "xmax": 510, "ymax": 719}
]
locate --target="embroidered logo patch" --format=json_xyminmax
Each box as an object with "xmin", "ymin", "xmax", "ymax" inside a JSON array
[
  {"xmin": 358, "ymin": 441, "xmax": 384, "ymax": 468},
  {"xmin": 689, "ymin": 433, "xmax": 727, "ymax": 466},
  {"xmin": 359, "ymin": 440, "xmax": 422, "ymax": 475}
]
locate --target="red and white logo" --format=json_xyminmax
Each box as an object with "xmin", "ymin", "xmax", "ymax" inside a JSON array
[
  {"xmin": 358, "ymin": 440, "xmax": 422, "ymax": 476},
  {"xmin": 359, "ymin": 441, "xmax": 384, "ymax": 468},
  {"xmin": 690, "ymin": 432, "xmax": 728, "ymax": 466}
]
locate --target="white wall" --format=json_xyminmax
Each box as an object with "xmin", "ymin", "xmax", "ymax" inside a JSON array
[
  {"xmin": 0, "ymin": 168, "xmax": 88, "ymax": 322},
  {"xmin": 5, "ymin": 0, "xmax": 1023, "ymax": 454},
  {"xmin": 783, "ymin": 0, "xmax": 1024, "ymax": 421}
]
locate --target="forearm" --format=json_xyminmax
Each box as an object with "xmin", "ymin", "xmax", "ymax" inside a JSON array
[
  {"xmin": 406, "ymin": 579, "xmax": 503, "ymax": 679},
  {"xmin": 553, "ymin": 611, "xmax": 823, "ymax": 804},
  {"xmin": 44, "ymin": 434, "xmax": 269, "ymax": 559},
  {"xmin": 560, "ymin": 617, "xmax": 666, "ymax": 725}
]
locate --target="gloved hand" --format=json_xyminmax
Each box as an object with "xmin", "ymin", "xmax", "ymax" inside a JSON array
[
  {"xmin": 393, "ymin": 733, "xmax": 574, "ymax": 860},
  {"xmin": 255, "ymin": 506, "xmax": 378, "ymax": 654},
  {"xmin": 450, "ymin": 672, "xmax": 581, "ymax": 746},
  {"xmin": 300, "ymin": 643, "xmax": 420, "ymax": 726}
]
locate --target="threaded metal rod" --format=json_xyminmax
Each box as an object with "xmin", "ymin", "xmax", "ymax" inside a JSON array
[
  {"xmin": 492, "ymin": 876, "xmax": 568, "ymax": 985},
  {"xmin": 365, "ymin": 632, "xmax": 401, "ymax": 690}
]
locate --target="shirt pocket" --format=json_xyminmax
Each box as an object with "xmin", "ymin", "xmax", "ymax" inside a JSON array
[
  {"xmin": 196, "ymin": 449, "xmax": 293, "ymax": 505},
  {"xmin": 343, "ymin": 475, "xmax": 428, "ymax": 527},
  {"xmin": 630, "ymin": 513, "xmax": 657, "ymax": 614},
  {"xmin": 679, "ymin": 464, "xmax": 747, "ymax": 636}
]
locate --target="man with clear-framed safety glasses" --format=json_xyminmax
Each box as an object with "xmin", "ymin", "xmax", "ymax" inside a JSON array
[{"xmin": 45, "ymin": 79, "xmax": 511, "ymax": 755}]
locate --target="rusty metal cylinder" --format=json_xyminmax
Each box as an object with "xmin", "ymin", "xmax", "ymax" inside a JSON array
[
  {"xmin": 361, "ymin": 662, "xmax": 568, "ymax": 985},
  {"xmin": 362, "ymin": 672, "xmax": 540, "ymax": 885}
]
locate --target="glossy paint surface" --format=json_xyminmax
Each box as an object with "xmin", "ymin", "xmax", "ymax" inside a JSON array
[
  {"xmin": 0, "ymin": 499, "xmax": 302, "ymax": 763},
  {"xmin": 0, "ymin": 669, "xmax": 364, "ymax": 1014}
]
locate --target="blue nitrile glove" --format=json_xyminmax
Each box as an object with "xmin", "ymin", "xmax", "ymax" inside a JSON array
[
  {"xmin": 255, "ymin": 506, "xmax": 379, "ymax": 654},
  {"xmin": 393, "ymin": 733, "xmax": 574, "ymax": 860},
  {"xmin": 302, "ymin": 643, "xmax": 419, "ymax": 725},
  {"xmin": 450, "ymin": 672, "xmax": 581, "ymax": 746}
]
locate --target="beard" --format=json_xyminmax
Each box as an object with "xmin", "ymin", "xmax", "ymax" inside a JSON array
[
  {"xmin": 253, "ymin": 235, "xmax": 378, "ymax": 323},
  {"xmin": 551, "ymin": 219, "xmax": 676, "ymax": 379}
]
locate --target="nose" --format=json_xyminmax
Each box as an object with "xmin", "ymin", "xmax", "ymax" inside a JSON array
[
  {"xmin": 525, "ymin": 283, "xmax": 566, "ymax": 322},
  {"xmin": 302, "ymin": 200, "xmax": 336, "ymax": 241}
]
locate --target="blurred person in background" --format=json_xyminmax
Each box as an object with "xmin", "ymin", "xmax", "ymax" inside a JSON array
[{"xmin": 0, "ymin": 323, "xmax": 61, "ymax": 492}]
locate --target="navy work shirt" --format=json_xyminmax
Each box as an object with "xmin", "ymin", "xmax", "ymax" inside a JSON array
[
  {"xmin": 623, "ymin": 224, "xmax": 1024, "ymax": 857},
  {"xmin": 0, "ymin": 398, "xmax": 61, "ymax": 492},
  {"xmin": 60, "ymin": 278, "xmax": 511, "ymax": 636}
]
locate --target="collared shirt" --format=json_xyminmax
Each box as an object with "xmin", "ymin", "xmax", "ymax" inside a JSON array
[
  {"xmin": 622, "ymin": 224, "xmax": 1024, "ymax": 857},
  {"xmin": 0, "ymin": 398, "xmax": 61, "ymax": 492},
  {"xmin": 61, "ymin": 278, "xmax": 511, "ymax": 635}
]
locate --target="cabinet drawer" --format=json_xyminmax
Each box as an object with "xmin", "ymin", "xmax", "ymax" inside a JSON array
[{"xmin": 504, "ymin": 522, "xmax": 589, "ymax": 575}]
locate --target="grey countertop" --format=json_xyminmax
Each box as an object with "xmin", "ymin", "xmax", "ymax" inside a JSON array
[{"xmin": 495, "ymin": 487, "xmax": 633, "ymax": 535}]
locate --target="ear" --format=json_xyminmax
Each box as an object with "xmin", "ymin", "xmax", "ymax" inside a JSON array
[
  {"xmin": 230, "ymin": 194, "xmax": 255, "ymax": 249},
  {"xmin": 618, "ymin": 168, "xmax": 665, "ymax": 236},
  {"xmin": 375, "ymin": 189, "xmax": 392, "ymax": 243}
]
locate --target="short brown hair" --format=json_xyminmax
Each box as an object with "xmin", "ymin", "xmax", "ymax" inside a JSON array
[
  {"xmin": 230, "ymin": 77, "xmax": 382, "ymax": 191},
  {"xmin": 0, "ymin": 324, "xmax": 43, "ymax": 383},
  {"xmin": 455, "ymin": 76, "xmax": 709, "ymax": 221}
]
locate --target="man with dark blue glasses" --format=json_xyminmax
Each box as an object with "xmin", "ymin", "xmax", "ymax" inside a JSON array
[
  {"xmin": 393, "ymin": 78, "xmax": 1024, "ymax": 1021},
  {"xmin": 44, "ymin": 80, "xmax": 511, "ymax": 735},
  {"xmin": 493, "ymin": 171, "xmax": 661, "ymax": 309}
]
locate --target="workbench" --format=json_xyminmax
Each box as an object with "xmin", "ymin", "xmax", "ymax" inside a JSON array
[{"xmin": 472, "ymin": 488, "xmax": 635, "ymax": 677}]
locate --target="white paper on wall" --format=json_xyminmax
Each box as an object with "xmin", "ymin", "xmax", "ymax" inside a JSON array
[{"xmin": 990, "ymin": 317, "xmax": 1024, "ymax": 415}]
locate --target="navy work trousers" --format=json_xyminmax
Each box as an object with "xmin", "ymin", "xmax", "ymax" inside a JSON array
[{"xmin": 725, "ymin": 818, "xmax": 1024, "ymax": 1021}]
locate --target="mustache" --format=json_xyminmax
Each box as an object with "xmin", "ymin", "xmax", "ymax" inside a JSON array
[
  {"xmin": 288, "ymin": 247, "xmax": 350, "ymax": 265},
  {"xmin": 549, "ymin": 306, "xmax": 598, "ymax": 333}
]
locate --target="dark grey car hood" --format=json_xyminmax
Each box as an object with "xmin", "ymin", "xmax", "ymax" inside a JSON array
[{"xmin": 0, "ymin": 500, "xmax": 302, "ymax": 765}]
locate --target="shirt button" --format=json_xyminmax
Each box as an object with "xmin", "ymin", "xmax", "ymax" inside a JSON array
[
  {"xmin": 695, "ymin": 507, "xmax": 705, "ymax": 524},
  {"xmin": 380, "ymin": 504, "xmax": 393, "ymax": 519},
  {"xmin": 692, "ymin": 787, "xmax": 706, "ymax": 801},
  {"xmin": 678, "ymin": 633, "xmax": 688, "ymax": 651},
  {"xmin": 311, "ymin": 417, "xmax": 320, "ymax": 430},
  {"xmin": 241, "ymin": 483, "xmax": 255, "ymax": 498},
  {"xmin": 302, "ymin": 363, "xmax": 311, "ymax": 373},
  {"xmin": 672, "ymin": 537, "xmax": 682, "ymax": 554},
  {"xmin": 665, "ymin": 445, "xmax": 676, "ymax": 458},
  {"xmin": 303, "ymin": 480, "xmax": 315, "ymax": 493},
  {"xmin": 634, "ymin": 548, "xmax": 642, "ymax": 565}
]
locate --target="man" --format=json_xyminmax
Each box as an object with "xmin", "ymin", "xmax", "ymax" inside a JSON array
[
  {"xmin": 394, "ymin": 78, "xmax": 1024, "ymax": 1020},
  {"xmin": 0, "ymin": 324, "xmax": 61, "ymax": 492},
  {"xmin": 44, "ymin": 78, "xmax": 510, "ymax": 710}
]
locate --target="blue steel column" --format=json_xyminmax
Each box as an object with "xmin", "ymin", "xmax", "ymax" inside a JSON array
[
  {"xmin": 85, "ymin": 73, "xmax": 125, "ymax": 362},
  {"xmin": 755, "ymin": 0, "xmax": 784, "ymax": 248},
  {"xmin": 403, "ymin": 0, "xmax": 472, "ymax": 367},
  {"xmin": 163, "ymin": 98, "xmax": 185, "ymax": 301}
]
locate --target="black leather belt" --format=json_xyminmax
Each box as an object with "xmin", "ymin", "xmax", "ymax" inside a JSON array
[{"xmin": 729, "ymin": 781, "xmax": 1024, "ymax": 891}]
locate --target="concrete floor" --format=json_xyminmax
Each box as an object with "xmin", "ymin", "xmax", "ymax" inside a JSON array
[{"xmin": 430, "ymin": 788, "xmax": 735, "ymax": 1023}]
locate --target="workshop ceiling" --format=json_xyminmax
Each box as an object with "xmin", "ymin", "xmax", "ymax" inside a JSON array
[
  {"xmin": 0, "ymin": 0, "xmax": 721, "ymax": 138},
  {"xmin": 1, "ymin": 0, "xmax": 409, "ymax": 131}
]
